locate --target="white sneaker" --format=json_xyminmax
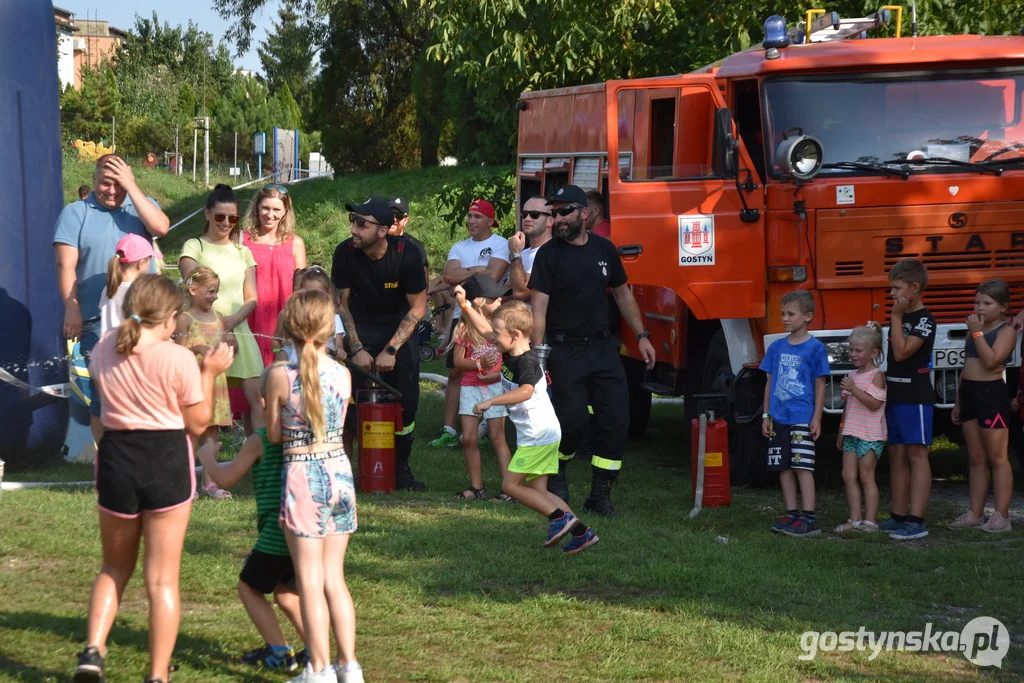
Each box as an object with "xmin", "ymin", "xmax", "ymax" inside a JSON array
[
  {"xmin": 288, "ymin": 663, "xmax": 338, "ymax": 683},
  {"xmin": 338, "ymin": 662, "xmax": 364, "ymax": 683}
]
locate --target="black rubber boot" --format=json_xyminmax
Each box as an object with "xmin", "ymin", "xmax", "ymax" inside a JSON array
[
  {"xmin": 583, "ymin": 476, "xmax": 618, "ymax": 518},
  {"xmin": 395, "ymin": 462, "xmax": 426, "ymax": 491},
  {"xmin": 547, "ymin": 458, "xmax": 570, "ymax": 505}
]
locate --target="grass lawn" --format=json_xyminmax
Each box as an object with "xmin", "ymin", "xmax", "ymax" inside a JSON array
[{"xmin": 2, "ymin": 393, "xmax": 1022, "ymax": 682}]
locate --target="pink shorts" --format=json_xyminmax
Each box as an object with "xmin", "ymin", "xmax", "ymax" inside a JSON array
[{"xmin": 280, "ymin": 450, "xmax": 358, "ymax": 538}]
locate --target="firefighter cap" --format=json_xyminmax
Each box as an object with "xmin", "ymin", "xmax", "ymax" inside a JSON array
[
  {"xmin": 549, "ymin": 184, "xmax": 588, "ymax": 207},
  {"xmin": 346, "ymin": 197, "xmax": 395, "ymax": 228}
]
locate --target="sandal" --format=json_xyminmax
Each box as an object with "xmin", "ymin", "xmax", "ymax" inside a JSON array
[
  {"xmin": 203, "ymin": 483, "xmax": 232, "ymax": 500},
  {"xmin": 856, "ymin": 520, "xmax": 879, "ymax": 532},
  {"xmin": 490, "ymin": 492, "xmax": 516, "ymax": 504},
  {"xmin": 455, "ymin": 487, "xmax": 487, "ymax": 500},
  {"xmin": 833, "ymin": 520, "xmax": 860, "ymax": 534}
]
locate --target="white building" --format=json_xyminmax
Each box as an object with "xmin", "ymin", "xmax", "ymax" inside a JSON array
[{"xmin": 55, "ymin": 6, "xmax": 76, "ymax": 90}]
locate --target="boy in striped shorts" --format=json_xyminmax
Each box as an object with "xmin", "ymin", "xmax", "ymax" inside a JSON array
[
  {"xmin": 760, "ymin": 290, "xmax": 831, "ymax": 536},
  {"xmin": 196, "ymin": 363, "xmax": 307, "ymax": 670}
]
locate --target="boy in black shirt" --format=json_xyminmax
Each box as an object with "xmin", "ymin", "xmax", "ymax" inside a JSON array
[{"xmin": 884, "ymin": 258, "xmax": 936, "ymax": 540}]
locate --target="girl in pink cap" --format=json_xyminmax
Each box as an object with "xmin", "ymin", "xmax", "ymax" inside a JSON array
[{"xmin": 99, "ymin": 233, "xmax": 154, "ymax": 338}]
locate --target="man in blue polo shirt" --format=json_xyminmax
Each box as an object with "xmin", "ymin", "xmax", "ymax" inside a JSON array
[{"xmin": 54, "ymin": 155, "xmax": 170, "ymax": 435}]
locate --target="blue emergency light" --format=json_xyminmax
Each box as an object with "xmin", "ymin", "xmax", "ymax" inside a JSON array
[{"xmin": 763, "ymin": 15, "xmax": 790, "ymax": 49}]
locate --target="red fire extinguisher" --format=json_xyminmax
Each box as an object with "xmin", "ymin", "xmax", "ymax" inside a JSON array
[
  {"xmin": 690, "ymin": 407, "xmax": 731, "ymax": 514},
  {"xmin": 355, "ymin": 378, "xmax": 403, "ymax": 494}
]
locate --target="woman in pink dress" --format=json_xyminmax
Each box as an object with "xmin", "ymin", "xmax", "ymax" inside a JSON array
[{"xmin": 242, "ymin": 184, "xmax": 307, "ymax": 367}]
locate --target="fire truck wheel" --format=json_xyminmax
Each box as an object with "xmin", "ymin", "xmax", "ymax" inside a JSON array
[
  {"xmin": 701, "ymin": 331, "xmax": 769, "ymax": 487},
  {"xmin": 623, "ymin": 356, "xmax": 652, "ymax": 438}
]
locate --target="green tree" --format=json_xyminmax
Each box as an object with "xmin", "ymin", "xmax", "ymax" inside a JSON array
[
  {"xmin": 60, "ymin": 63, "xmax": 120, "ymax": 143},
  {"xmin": 258, "ymin": 2, "xmax": 317, "ymax": 111}
]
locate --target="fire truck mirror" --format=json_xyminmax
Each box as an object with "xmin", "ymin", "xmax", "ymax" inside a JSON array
[{"xmin": 712, "ymin": 108, "xmax": 738, "ymax": 179}]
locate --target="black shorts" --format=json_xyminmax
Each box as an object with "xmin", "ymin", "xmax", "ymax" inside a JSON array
[
  {"xmin": 239, "ymin": 549, "xmax": 296, "ymax": 594},
  {"xmin": 959, "ymin": 379, "xmax": 1011, "ymax": 429},
  {"xmin": 765, "ymin": 421, "xmax": 815, "ymax": 472},
  {"xmin": 96, "ymin": 429, "xmax": 193, "ymax": 517}
]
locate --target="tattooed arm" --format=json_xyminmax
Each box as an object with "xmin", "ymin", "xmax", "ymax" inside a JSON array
[{"xmin": 337, "ymin": 287, "xmax": 371, "ymax": 370}]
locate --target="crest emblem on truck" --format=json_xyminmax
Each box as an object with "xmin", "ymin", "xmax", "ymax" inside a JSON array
[
  {"xmin": 948, "ymin": 212, "xmax": 968, "ymax": 229},
  {"xmin": 678, "ymin": 215, "xmax": 716, "ymax": 266}
]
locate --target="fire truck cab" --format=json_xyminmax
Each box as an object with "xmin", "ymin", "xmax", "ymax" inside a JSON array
[{"xmin": 516, "ymin": 8, "xmax": 1024, "ymax": 482}]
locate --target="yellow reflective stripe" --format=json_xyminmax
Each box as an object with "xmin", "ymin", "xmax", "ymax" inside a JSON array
[
  {"xmin": 587, "ymin": 405, "xmax": 594, "ymax": 415},
  {"xmin": 396, "ymin": 421, "xmax": 415, "ymax": 436},
  {"xmin": 591, "ymin": 455, "xmax": 621, "ymax": 471},
  {"xmin": 558, "ymin": 452, "xmax": 574, "ymax": 461}
]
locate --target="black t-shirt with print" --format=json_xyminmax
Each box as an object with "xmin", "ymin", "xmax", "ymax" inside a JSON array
[
  {"xmin": 528, "ymin": 234, "xmax": 628, "ymax": 337},
  {"xmin": 332, "ymin": 235, "xmax": 426, "ymax": 346},
  {"xmin": 887, "ymin": 307, "xmax": 936, "ymax": 405}
]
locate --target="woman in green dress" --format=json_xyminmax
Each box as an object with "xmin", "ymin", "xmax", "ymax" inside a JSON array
[{"xmin": 178, "ymin": 184, "xmax": 264, "ymax": 434}]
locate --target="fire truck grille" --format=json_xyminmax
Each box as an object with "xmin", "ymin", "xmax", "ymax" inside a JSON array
[
  {"xmin": 884, "ymin": 250, "xmax": 1024, "ymax": 272},
  {"xmin": 883, "ymin": 283, "xmax": 1024, "ymax": 322},
  {"xmin": 833, "ymin": 260, "xmax": 864, "ymax": 277}
]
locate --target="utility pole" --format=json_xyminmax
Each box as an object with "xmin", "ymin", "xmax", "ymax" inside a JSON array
[
  {"xmin": 174, "ymin": 125, "xmax": 180, "ymax": 175},
  {"xmin": 192, "ymin": 124, "xmax": 198, "ymax": 182},
  {"xmin": 203, "ymin": 117, "xmax": 210, "ymax": 187},
  {"xmin": 234, "ymin": 131, "xmax": 238, "ymax": 176},
  {"xmin": 111, "ymin": 116, "xmax": 115, "ymax": 151}
]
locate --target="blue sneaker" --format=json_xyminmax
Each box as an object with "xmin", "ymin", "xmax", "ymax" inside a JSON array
[
  {"xmin": 878, "ymin": 517, "xmax": 904, "ymax": 532},
  {"xmin": 562, "ymin": 528, "xmax": 599, "ymax": 554},
  {"xmin": 782, "ymin": 514, "xmax": 821, "ymax": 537},
  {"xmin": 770, "ymin": 512, "xmax": 799, "ymax": 534},
  {"xmin": 889, "ymin": 521, "xmax": 929, "ymax": 540},
  {"xmin": 241, "ymin": 644, "xmax": 298, "ymax": 671},
  {"xmin": 542, "ymin": 512, "xmax": 577, "ymax": 548}
]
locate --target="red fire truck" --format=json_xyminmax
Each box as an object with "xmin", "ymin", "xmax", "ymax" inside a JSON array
[{"xmin": 516, "ymin": 8, "xmax": 1024, "ymax": 482}]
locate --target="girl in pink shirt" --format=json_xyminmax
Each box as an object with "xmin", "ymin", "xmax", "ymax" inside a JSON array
[
  {"xmin": 75, "ymin": 274, "xmax": 233, "ymax": 683},
  {"xmin": 835, "ymin": 322, "xmax": 887, "ymax": 533}
]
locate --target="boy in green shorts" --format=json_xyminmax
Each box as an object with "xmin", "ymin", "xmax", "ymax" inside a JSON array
[
  {"xmin": 196, "ymin": 363, "xmax": 307, "ymax": 670},
  {"xmin": 454, "ymin": 286, "xmax": 599, "ymax": 553}
]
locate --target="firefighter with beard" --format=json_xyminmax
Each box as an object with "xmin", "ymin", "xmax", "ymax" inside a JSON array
[{"xmin": 527, "ymin": 185, "xmax": 656, "ymax": 516}]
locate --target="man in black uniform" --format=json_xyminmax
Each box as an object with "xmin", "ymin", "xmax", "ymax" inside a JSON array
[
  {"xmin": 333, "ymin": 197, "xmax": 428, "ymax": 490},
  {"xmin": 529, "ymin": 185, "xmax": 656, "ymax": 517}
]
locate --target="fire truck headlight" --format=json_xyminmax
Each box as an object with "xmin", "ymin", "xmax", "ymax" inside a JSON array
[
  {"xmin": 777, "ymin": 135, "xmax": 823, "ymax": 181},
  {"xmin": 825, "ymin": 341, "xmax": 851, "ymax": 366},
  {"xmin": 826, "ymin": 381, "xmax": 845, "ymax": 411}
]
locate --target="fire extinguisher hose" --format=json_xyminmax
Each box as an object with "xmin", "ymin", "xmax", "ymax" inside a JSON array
[
  {"xmin": 689, "ymin": 412, "xmax": 707, "ymax": 519},
  {"xmin": 338, "ymin": 359, "xmax": 403, "ymax": 401}
]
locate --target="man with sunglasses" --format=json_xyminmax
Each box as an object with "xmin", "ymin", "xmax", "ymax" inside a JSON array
[
  {"xmin": 429, "ymin": 199, "xmax": 511, "ymax": 448},
  {"xmin": 508, "ymin": 196, "xmax": 553, "ymax": 301},
  {"xmin": 529, "ymin": 184, "xmax": 656, "ymax": 517},
  {"xmin": 332, "ymin": 198, "xmax": 429, "ymax": 491}
]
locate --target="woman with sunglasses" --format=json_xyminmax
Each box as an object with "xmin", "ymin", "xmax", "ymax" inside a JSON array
[
  {"xmin": 179, "ymin": 184, "xmax": 265, "ymax": 438},
  {"xmin": 243, "ymin": 184, "xmax": 307, "ymax": 367}
]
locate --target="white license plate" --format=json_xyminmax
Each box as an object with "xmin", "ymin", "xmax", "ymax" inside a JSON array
[{"xmin": 932, "ymin": 346, "xmax": 1020, "ymax": 369}]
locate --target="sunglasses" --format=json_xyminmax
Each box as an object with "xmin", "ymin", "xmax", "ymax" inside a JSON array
[
  {"xmin": 552, "ymin": 205, "xmax": 583, "ymax": 217},
  {"xmin": 263, "ymin": 184, "xmax": 288, "ymax": 194},
  {"xmin": 214, "ymin": 213, "xmax": 240, "ymax": 224},
  {"xmin": 349, "ymin": 213, "xmax": 383, "ymax": 228},
  {"xmin": 520, "ymin": 210, "xmax": 551, "ymax": 220}
]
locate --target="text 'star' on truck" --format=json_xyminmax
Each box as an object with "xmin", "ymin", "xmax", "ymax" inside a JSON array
[{"xmin": 516, "ymin": 6, "xmax": 1024, "ymax": 483}]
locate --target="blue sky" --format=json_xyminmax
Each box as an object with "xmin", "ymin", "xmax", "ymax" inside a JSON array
[{"xmin": 62, "ymin": 0, "xmax": 280, "ymax": 72}]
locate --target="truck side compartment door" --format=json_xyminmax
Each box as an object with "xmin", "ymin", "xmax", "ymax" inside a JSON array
[{"xmin": 606, "ymin": 77, "xmax": 766, "ymax": 320}]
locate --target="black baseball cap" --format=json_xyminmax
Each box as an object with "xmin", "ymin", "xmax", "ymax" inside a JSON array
[
  {"xmin": 463, "ymin": 274, "xmax": 512, "ymax": 301},
  {"xmin": 345, "ymin": 197, "xmax": 395, "ymax": 228},
  {"xmin": 549, "ymin": 184, "xmax": 588, "ymax": 206},
  {"xmin": 389, "ymin": 196, "xmax": 409, "ymax": 217}
]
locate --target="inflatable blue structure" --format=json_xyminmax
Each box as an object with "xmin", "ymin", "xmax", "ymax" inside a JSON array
[{"xmin": 0, "ymin": 0, "xmax": 71, "ymax": 470}]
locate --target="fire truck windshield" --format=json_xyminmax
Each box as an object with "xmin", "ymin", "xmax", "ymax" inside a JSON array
[{"xmin": 763, "ymin": 70, "xmax": 1024, "ymax": 177}]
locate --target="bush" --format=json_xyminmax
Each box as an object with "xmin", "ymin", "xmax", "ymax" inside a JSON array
[{"xmin": 435, "ymin": 167, "xmax": 516, "ymax": 240}]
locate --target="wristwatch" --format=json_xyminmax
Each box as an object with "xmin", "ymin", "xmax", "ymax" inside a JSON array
[
  {"xmin": 385, "ymin": 344, "xmax": 398, "ymax": 356},
  {"xmin": 636, "ymin": 330, "xmax": 651, "ymax": 341},
  {"xmin": 510, "ymin": 252, "xmax": 522, "ymax": 260}
]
